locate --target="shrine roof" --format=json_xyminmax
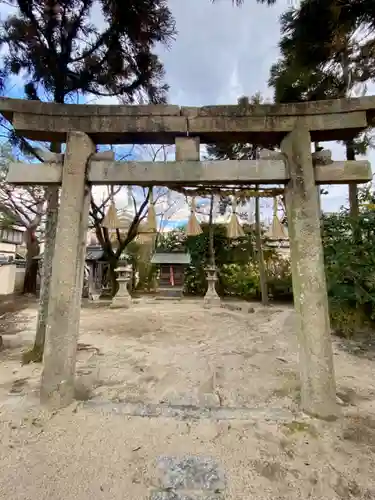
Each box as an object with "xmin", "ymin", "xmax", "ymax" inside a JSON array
[{"xmin": 151, "ymin": 252, "xmax": 191, "ymax": 265}]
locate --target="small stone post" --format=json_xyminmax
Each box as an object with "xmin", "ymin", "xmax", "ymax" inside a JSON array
[
  {"xmin": 110, "ymin": 264, "xmax": 133, "ymax": 309},
  {"xmin": 281, "ymin": 124, "xmax": 338, "ymax": 419},
  {"xmin": 40, "ymin": 131, "xmax": 94, "ymax": 409},
  {"xmin": 204, "ymin": 264, "xmax": 221, "ymax": 308}
]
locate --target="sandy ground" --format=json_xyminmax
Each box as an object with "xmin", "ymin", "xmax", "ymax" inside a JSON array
[{"xmin": 0, "ymin": 299, "xmax": 375, "ymax": 499}]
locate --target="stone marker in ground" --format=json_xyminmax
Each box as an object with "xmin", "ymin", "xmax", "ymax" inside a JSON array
[{"xmin": 150, "ymin": 455, "xmax": 226, "ymax": 499}]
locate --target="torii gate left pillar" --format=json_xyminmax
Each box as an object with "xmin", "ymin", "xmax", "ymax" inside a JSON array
[{"xmin": 40, "ymin": 131, "xmax": 94, "ymax": 408}]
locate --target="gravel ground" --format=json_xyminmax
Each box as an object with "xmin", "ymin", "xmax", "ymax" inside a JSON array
[{"xmin": 0, "ymin": 299, "xmax": 375, "ymax": 499}]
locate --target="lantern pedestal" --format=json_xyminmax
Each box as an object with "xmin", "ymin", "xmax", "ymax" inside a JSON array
[
  {"xmin": 110, "ymin": 264, "xmax": 133, "ymax": 309},
  {"xmin": 203, "ymin": 265, "xmax": 221, "ymax": 308}
]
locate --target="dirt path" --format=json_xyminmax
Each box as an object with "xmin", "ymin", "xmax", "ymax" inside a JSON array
[{"xmin": 0, "ymin": 300, "xmax": 375, "ymax": 499}]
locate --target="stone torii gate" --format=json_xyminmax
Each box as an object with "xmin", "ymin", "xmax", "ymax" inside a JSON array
[{"xmin": 1, "ymin": 96, "xmax": 374, "ymax": 418}]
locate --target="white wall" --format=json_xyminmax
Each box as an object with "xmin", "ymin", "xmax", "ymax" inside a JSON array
[
  {"xmin": 0, "ymin": 264, "xmax": 16, "ymax": 295},
  {"xmin": 0, "ymin": 241, "xmax": 16, "ymax": 257},
  {"xmin": 14, "ymin": 268, "xmax": 25, "ymax": 292}
]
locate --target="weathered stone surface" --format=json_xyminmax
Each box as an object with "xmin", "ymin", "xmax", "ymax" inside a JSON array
[
  {"xmin": 311, "ymin": 149, "xmax": 332, "ymax": 165},
  {"xmin": 2, "ymin": 95, "xmax": 375, "ymax": 144},
  {"xmin": 11, "ymin": 113, "xmax": 188, "ymax": 143},
  {"xmin": 110, "ymin": 265, "xmax": 133, "ymax": 309},
  {"xmin": 0, "ymin": 98, "xmax": 181, "ymax": 116},
  {"xmin": 180, "ymin": 95, "xmax": 375, "ymax": 116},
  {"xmin": 7, "ymin": 161, "xmax": 62, "ymax": 185},
  {"xmin": 203, "ymin": 266, "xmax": 221, "ymax": 308},
  {"xmin": 157, "ymin": 456, "xmax": 225, "ymax": 491},
  {"xmin": 7, "ymin": 159, "xmax": 372, "ymax": 187},
  {"xmin": 3, "ymin": 94, "xmax": 375, "ymax": 119},
  {"xmin": 282, "ymin": 123, "xmax": 338, "ymax": 420},
  {"xmin": 150, "ymin": 491, "xmax": 224, "ymax": 500},
  {"xmin": 203, "ymin": 296, "xmax": 221, "ymax": 309},
  {"xmin": 197, "ymin": 392, "xmax": 221, "ymax": 407},
  {"xmin": 88, "ymin": 159, "xmax": 288, "ymax": 185},
  {"xmin": 187, "ymin": 111, "xmax": 367, "ymax": 139},
  {"xmin": 85, "ymin": 400, "xmax": 294, "ymax": 421},
  {"xmin": 40, "ymin": 131, "xmax": 94, "ymax": 409},
  {"xmin": 34, "ymin": 148, "xmax": 63, "ymax": 162},
  {"xmin": 175, "ymin": 137, "xmax": 200, "ymax": 161},
  {"xmin": 314, "ymin": 161, "xmax": 371, "ymax": 184},
  {"xmin": 221, "ymin": 303, "xmax": 255, "ymax": 313}
]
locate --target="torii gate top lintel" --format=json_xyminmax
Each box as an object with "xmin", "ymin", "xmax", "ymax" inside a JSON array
[{"xmin": 1, "ymin": 95, "xmax": 375, "ymax": 145}]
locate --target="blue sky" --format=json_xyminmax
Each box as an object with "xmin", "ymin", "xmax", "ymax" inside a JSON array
[{"xmin": 1, "ymin": 0, "xmax": 374, "ymax": 227}]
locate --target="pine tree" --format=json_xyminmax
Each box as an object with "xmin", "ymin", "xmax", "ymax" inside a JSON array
[
  {"xmin": 269, "ymin": 0, "xmax": 375, "ymax": 220},
  {"xmin": 0, "ymin": 0, "xmax": 176, "ymax": 362},
  {"xmin": 0, "ymin": 0, "xmax": 175, "ymax": 104}
]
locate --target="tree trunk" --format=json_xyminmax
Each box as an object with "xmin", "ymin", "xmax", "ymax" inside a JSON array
[
  {"xmin": 22, "ymin": 228, "xmax": 40, "ymax": 295},
  {"xmin": 349, "ymin": 183, "xmax": 359, "ymax": 218},
  {"xmin": 346, "ymin": 140, "xmax": 360, "ymax": 245},
  {"xmin": 136, "ymin": 242, "xmax": 153, "ymax": 291},
  {"xmin": 255, "ymin": 193, "xmax": 268, "ymax": 305},
  {"xmin": 131, "ymin": 261, "xmax": 136, "ymax": 292},
  {"xmin": 346, "ymin": 141, "xmax": 359, "ymax": 219},
  {"xmin": 23, "ymin": 86, "xmax": 65, "ymax": 363},
  {"xmin": 108, "ymin": 257, "xmax": 119, "ymax": 297},
  {"xmin": 341, "ymin": 45, "xmax": 359, "ymax": 221},
  {"xmin": 314, "ymin": 142, "xmax": 322, "ymax": 214},
  {"xmin": 23, "ymin": 182, "xmax": 59, "ymax": 363},
  {"xmin": 23, "ymin": 246, "xmax": 40, "ymax": 295}
]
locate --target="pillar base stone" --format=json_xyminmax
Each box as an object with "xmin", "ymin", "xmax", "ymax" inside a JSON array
[{"xmin": 110, "ymin": 297, "xmax": 133, "ymax": 309}]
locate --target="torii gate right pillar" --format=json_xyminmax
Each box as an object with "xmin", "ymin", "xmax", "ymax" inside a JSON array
[{"xmin": 281, "ymin": 123, "xmax": 338, "ymax": 419}]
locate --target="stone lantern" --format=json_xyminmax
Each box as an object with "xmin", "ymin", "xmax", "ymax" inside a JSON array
[
  {"xmin": 203, "ymin": 264, "xmax": 221, "ymax": 308},
  {"xmin": 110, "ymin": 263, "xmax": 133, "ymax": 309}
]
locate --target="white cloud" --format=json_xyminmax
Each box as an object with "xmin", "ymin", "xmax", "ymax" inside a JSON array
[
  {"xmin": 3, "ymin": 0, "xmax": 374, "ymax": 220},
  {"xmin": 156, "ymin": 0, "xmax": 287, "ymax": 106},
  {"xmin": 154, "ymin": 0, "xmax": 374, "ymax": 215}
]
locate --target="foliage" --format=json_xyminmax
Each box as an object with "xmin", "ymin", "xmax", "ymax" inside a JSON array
[
  {"xmin": 268, "ymin": 1, "xmax": 375, "ymax": 335},
  {"xmin": 156, "ymin": 225, "xmax": 256, "ymax": 295},
  {"xmin": 219, "ymin": 262, "xmax": 260, "ymax": 299},
  {"xmin": 219, "ymin": 253, "xmax": 292, "ymax": 302},
  {"xmin": 155, "ymin": 224, "xmax": 293, "ymax": 300},
  {"xmin": 206, "ymin": 94, "xmax": 276, "ymax": 216},
  {"xmin": 268, "ymin": 1, "xmax": 374, "ymax": 106},
  {"xmin": 277, "ymin": 0, "xmax": 375, "ymax": 79},
  {"xmin": 266, "ymin": 256, "xmax": 293, "ymax": 300},
  {"xmin": 322, "ymin": 209, "xmax": 375, "ymax": 336},
  {"xmin": 269, "ymin": 0, "xmax": 374, "ymax": 213},
  {"xmin": 188, "ymin": 223, "xmax": 256, "ymax": 295},
  {"xmin": 1, "ymin": 0, "xmax": 176, "ymax": 361},
  {"xmin": 156, "ymin": 201, "xmax": 375, "ymax": 340},
  {"xmin": 157, "ymin": 228, "xmax": 187, "ymax": 252},
  {"xmin": 0, "ymin": 0, "xmax": 175, "ymax": 104}
]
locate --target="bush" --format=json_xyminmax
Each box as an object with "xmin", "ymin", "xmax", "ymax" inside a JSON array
[
  {"xmin": 184, "ymin": 265, "xmax": 207, "ymax": 296},
  {"xmin": 266, "ymin": 257, "xmax": 293, "ymax": 301},
  {"xmin": 157, "ymin": 202, "xmax": 375, "ymax": 340},
  {"xmin": 322, "ymin": 211, "xmax": 375, "ymax": 337},
  {"xmin": 219, "ymin": 262, "xmax": 260, "ymax": 299}
]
